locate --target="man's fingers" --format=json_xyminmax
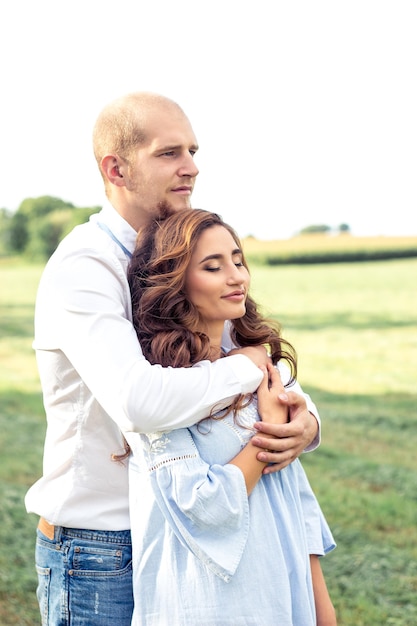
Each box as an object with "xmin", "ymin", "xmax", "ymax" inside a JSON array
[
  {"xmin": 278, "ymin": 390, "xmax": 307, "ymax": 411},
  {"xmin": 255, "ymin": 448, "xmax": 297, "ymax": 473}
]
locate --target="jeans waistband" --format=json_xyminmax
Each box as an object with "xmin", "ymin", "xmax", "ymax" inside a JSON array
[{"xmin": 38, "ymin": 517, "xmax": 131, "ymax": 544}]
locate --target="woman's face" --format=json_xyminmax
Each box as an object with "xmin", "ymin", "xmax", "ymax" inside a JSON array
[{"xmin": 185, "ymin": 225, "xmax": 250, "ymax": 335}]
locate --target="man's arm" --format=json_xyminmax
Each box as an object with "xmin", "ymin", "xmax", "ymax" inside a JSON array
[{"xmin": 36, "ymin": 246, "xmax": 268, "ymax": 433}]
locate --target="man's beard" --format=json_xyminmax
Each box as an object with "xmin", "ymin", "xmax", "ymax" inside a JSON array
[
  {"xmin": 154, "ymin": 200, "xmax": 191, "ymax": 221},
  {"xmin": 156, "ymin": 200, "xmax": 176, "ymax": 221}
]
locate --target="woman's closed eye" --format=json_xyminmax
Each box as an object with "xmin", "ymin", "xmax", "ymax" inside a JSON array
[{"xmin": 205, "ymin": 260, "xmax": 245, "ymax": 272}]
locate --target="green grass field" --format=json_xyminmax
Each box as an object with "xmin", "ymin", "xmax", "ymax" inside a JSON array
[{"xmin": 1, "ymin": 255, "xmax": 416, "ymax": 625}]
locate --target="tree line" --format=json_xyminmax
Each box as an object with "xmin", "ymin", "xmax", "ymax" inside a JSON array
[
  {"xmin": 8, "ymin": 196, "xmax": 391, "ymax": 268},
  {"xmin": 0, "ymin": 196, "xmax": 99, "ymax": 260},
  {"xmin": 2, "ymin": 196, "xmax": 352, "ymax": 262}
]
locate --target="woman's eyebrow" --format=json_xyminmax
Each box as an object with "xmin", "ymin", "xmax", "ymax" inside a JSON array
[
  {"xmin": 199, "ymin": 253, "xmax": 222, "ymax": 264},
  {"xmin": 199, "ymin": 249, "xmax": 242, "ymax": 264}
]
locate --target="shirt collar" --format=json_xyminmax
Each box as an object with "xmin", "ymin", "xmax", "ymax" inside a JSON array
[{"xmin": 99, "ymin": 201, "xmax": 138, "ymax": 255}]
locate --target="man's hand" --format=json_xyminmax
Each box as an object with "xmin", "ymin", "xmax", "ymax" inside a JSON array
[
  {"xmin": 228, "ymin": 345, "xmax": 272, "ymax": 368},
  {"xmin": 252, "ymin": 390, "xmax": 319, "ymax": 474}
]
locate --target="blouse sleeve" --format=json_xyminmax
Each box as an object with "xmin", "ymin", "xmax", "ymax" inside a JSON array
[
  {"xmin": 140, "ymin": 428, "xmax": 250, "ymax": 581},
  {"xmin": 294, "ymin": 460, "xmax": 337, "ymax": 556}
]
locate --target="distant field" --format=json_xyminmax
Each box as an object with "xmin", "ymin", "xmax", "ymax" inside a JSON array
[
  {"xmin": 242, "ymin": 232, "xmax": 417, "ymax": 255},
  {"xmin": 243, "ymin": 233, "xmax": 417, "ymax": 265},
  {"xmin": 1, "ymin": 251, "xmax": 416, "ymax": 625}
]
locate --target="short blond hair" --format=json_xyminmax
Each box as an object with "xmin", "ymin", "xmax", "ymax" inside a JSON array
[{"xmin": 92, "ymin": 92, "xmax": 185, "ymax": 183}]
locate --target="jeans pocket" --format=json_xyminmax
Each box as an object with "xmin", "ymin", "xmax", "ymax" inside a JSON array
[
  {"xmin": 35, "ymin": 565, "xmax": 50, "ymax": 626},
  {"xmin": 68, "ymin": 558, "xmax": 133, "ymax": 625},
  {"xmin": 71, "ymin": 544, "xmax": 129, "ymax": 573}
]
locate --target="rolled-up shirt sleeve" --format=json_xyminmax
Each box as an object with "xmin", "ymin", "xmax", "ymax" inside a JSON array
[{"xmin": 277, "ymin": 361, "xmax": 321, "ymax": 451}]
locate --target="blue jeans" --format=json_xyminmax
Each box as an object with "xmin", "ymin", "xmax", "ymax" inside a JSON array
[{"xmin": 35, "ymin": 523, "xmax": 133, "ymax": 626}]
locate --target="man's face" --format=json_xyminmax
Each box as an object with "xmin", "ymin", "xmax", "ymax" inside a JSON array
[{"xmin": 124, "ymin": 107, "xmax": 199, "ymax": 219}]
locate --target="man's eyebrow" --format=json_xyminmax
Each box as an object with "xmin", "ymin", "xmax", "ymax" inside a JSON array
[{"xmin": 157, "ymin": 143, "xmax": 199, "ymax": 152}]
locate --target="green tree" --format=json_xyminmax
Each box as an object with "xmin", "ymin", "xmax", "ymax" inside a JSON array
[
  {"xmin": 299, "ymin": 224, "xmax": 331, "ymax": 235},
  {"xmin": 9, "ymin": 196, "xmax": 75, "ymax": 254},
  {"xmin": 26, "ymin": 206, "xmax": 100, "ymax": 260},
  {"xmin": 338, "ymin": 223, "xmax": 351, "ymax": 233},
  {"xmin": 9, "ymin": 209, "xmax": 29, "ymax": 252},
  {"xmin": 0, "ymin": 207, "xmax": 13, "ymax": 255},
  {"xmin": 6, "ymin": 196, "xmax": 99, "ymax": 259}
]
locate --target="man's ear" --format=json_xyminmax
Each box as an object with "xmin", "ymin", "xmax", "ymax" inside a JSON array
[{"xmin": 101, "ymin": 155, "xmax": 126, "ymax": 187}]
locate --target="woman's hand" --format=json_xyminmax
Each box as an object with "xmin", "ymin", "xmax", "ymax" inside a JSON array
[
  {"xmin": 252, "ymin": 363, "xmax": 318, "ymax": 473},
  {"xmin": 256, "ymin": 363, "xmax": 289, "ymax": 425}
]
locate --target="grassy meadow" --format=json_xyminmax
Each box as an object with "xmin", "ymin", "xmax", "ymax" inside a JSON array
[{"xmin": 1, "ymin": 244, "xmax": 416, "ymax": 625}]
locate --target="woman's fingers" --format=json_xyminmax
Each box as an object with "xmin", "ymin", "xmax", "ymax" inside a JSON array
[{"xmin": 265, "ymin": 362, "xmax": 285, "ymax": 394}]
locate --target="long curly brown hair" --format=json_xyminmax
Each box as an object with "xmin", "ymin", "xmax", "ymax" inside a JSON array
[{"xmin": 127, "ymin": 209, "xmax": 297, "ymax": 419}]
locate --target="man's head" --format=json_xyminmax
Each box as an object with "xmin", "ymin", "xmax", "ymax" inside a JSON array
[{"xmin": 93, "ymin": 92, "xmax": 199, "ymax": 230}]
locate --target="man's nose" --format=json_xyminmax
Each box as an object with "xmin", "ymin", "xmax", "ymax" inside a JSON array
[{"xmin": 178, "ymin": 152, "xmax": 199, "ymax": 178}]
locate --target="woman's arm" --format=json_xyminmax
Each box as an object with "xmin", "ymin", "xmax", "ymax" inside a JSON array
[
  {"xmin": 227, "ymin": 344, "xmax": 320, "ymax": 468},
  {"xmin": 228, "ymin": 363, "xmax": 301, "ymax": 493},
  {"xmin": 310, "ymin": 555, "xmax": 338, "ymax": 626},
  {"xmin": 250, "ymin": 361, "xmax": 320, "ymax": 473}
]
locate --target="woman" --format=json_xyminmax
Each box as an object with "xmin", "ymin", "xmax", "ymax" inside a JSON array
[{"xmin": 126, "ymin": 209, "xmax": 337, "ymax": 625}]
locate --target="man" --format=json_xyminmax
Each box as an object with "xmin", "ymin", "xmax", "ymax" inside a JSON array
[{"xmin": 26, "ymin": 92, "xmax": 319, "ymax": 625}]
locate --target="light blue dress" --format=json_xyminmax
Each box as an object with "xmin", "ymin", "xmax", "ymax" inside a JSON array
[{"xmin": 128, "ymin": 394, "xmax": 335, "ymax": 626}]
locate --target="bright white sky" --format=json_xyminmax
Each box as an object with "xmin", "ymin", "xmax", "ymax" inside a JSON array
[{"xmin": 1, "ymin": 0, "xmax": 416, "ymax": 239}]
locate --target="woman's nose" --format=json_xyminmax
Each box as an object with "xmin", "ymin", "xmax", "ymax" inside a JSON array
[{"xmin": 227, "ymin": 266, "xmax": 244, "ymax": 285}]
